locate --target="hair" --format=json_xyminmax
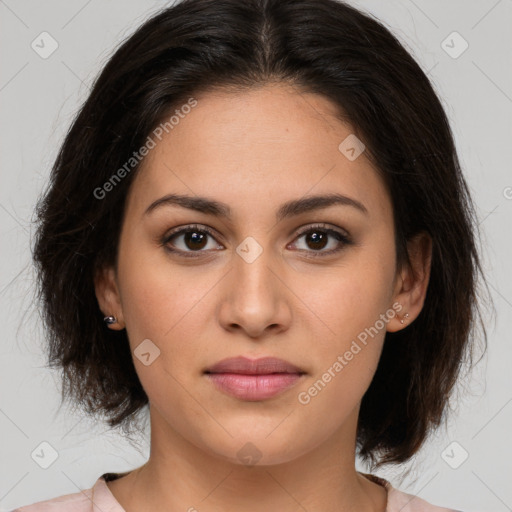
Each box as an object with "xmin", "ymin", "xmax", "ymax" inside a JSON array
[{"xmin": 32, "ymin": 0, "xmax": 491, "ymax": 471}]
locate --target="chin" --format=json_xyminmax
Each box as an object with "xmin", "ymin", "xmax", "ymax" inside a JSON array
[{"xmin": 194, "ymin": 424, "xmax": 317, "ymax": 468}]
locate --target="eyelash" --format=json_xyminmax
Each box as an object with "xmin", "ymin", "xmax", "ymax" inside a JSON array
[{"xmin": 160, "ymin": 223, "xmax": 352, "ymax": 259}]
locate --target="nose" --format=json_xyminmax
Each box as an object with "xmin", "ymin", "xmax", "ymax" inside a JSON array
[{"xmin": 217, "ymin": 245, "xmax": 292, "ymax": 339}]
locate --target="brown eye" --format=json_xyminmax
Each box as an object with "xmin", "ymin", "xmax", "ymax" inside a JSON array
[
  {"xmin": 304, "ymin": 230, "xmax": 329, "ymax": 251},
  {"xmin": 290, "ymin": 224, "xmax": 352, "ymax": 258},
  {"xmin": 181, "ymin": 230, "xmax": 208, "ymax": 250},
  {"xmin": 162, "ymin": 224, "xmax": 224, "ymax": 257}
]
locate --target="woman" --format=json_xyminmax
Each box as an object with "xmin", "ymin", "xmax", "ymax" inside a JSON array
[{"xmin": 16, "ymin": 0, "xmax": 488, "ymax": 510}]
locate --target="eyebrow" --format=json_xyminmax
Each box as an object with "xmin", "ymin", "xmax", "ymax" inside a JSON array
[{"xmin": 144, "ymin": 192, "xmax": 368, "ymax": 221}]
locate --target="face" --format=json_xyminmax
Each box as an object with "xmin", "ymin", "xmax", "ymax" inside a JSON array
[{"xmin": 96, "ymin": 83, "xmax": 425, "ymax": 466}]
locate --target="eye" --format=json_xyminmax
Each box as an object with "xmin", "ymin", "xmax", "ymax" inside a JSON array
[
  {"xmin": 161, "ymin": 223, "xmax": 352, "ymax": 259},
  {"xmin": 288, "ymin": 223, "xmax": 352, "ymax": 258},
  {"xmin": 161, "ymin": 224, "xmax": 223, "ymax": 257}
]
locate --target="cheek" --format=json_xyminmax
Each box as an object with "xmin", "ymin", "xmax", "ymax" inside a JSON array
[
  {"xmin": 292, "ymin": 245, "xmax": 396, "ymax": 350},
  {"xmin": 117, "ymin": 231, "xmax": 216, "ymax": 343},
  {"xmin": 293, "ymin": 280, "xmax": 389, "ymax": 436},
  {"xmin": 291, "ymin": 241, "xmax": 395, "ymax": 406},
  {"xmin": 115, "ymin": 245, "xmax": 211, "ymax": 416}
]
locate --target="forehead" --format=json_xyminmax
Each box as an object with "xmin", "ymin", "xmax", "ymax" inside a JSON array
[{"xmin": 127, "ymin": 84, "xmax": 391, "ymax": 222}]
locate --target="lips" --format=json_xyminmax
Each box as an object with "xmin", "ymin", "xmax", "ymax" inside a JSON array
[
  {"xmin": 204, "ymin": 356, "xmax": 306, "ymax": 401},
  {"xmin": 205, "ymin": 356, "xmax": 305, "ymax": 375}
]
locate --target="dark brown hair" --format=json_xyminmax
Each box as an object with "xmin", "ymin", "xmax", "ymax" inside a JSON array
[{"xmin": 32, "ymin": 0, "xmax": 490, "ymax": 470}]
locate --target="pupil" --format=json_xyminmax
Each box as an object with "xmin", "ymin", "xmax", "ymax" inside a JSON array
[
  {"xmin": 182, "ymin": 230, "xmax": 329, "ymax": 252},
  {"xmin": 307, "ymin": 231, "xmax": 327, "ymax": 250},
  {"xmin": 185, "ymin": 231, "xmax": 207, "ymax": 250}
]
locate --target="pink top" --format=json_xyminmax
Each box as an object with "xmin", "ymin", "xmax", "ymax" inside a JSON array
[{"xmin": 12, "ymin": 471, "xmax": 462, "ymax": 511}]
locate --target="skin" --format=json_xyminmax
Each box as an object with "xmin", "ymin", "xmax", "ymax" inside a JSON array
[{"xmin": 95, "ymin": 82, "xmax": 432, "ymax": 512}]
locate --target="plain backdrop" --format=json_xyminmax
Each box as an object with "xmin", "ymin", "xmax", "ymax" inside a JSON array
[{"xmin": 1, "ymin": 1, "xmax": 511, "ymax": 510}]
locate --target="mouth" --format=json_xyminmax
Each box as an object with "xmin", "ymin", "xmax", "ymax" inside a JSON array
[{"xmin": 204, "ymin": 356, "xmax": 306, "ymax": 401}]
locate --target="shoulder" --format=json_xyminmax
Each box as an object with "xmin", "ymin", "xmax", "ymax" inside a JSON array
[
  {"xmin": 388, "ymin": 485, "xmax": 464, "ymax": 512},
  {"xmin": 10, "ymin": 475, "xmax": 123, "ymax": 512},
  {"xmin": 11, "ymin": 487, "xmax": 94, "ymax": 511},
  {"xmin": 361, "ymin": 472, "xmax": 464, "ymax": 512}
]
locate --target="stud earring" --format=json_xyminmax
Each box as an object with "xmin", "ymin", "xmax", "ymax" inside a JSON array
[
  {"xmin": 400, "ymin": 312, "xmax": 410, "ymax": 324},
  {"xmin": 104, "ymin": 315, "xmax": 117, "ymax": 325}
]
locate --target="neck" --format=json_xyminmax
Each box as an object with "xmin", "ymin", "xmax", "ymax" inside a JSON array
[{"xmin": 107, "ymin": 406, "xmax": 387, "ymax": 512}]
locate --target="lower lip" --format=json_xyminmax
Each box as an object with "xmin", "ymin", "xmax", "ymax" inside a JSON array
[{"xmin": 206, "ymin": 373, "xmax": 303, "ymax": 400}]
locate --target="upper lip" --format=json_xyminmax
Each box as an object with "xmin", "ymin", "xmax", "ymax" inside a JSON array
[{"xmin": 205, "ymin": 356, "xmax": 305, "ymax": 375}]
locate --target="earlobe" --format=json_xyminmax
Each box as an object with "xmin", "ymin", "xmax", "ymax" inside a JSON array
[
  {"xmin": 94, "ymin": 265, "xmax": 126, "ymax": 330},
  {"xmin": 387, "ymin": 232, "xmax": 432, "ymax": 333},
  {"xmin": 386, "ymin": 307, "xmax": 411, "ymax": 333}
]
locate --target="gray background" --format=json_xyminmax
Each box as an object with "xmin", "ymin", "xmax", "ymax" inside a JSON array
[{"xmin": 1, "ymin": 0, "xmax": 511, "ymax": 510}]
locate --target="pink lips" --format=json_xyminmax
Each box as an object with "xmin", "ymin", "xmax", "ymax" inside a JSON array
[{"xmin": 204, "ymin": 356, "xmax": 305, "ymax": 401}]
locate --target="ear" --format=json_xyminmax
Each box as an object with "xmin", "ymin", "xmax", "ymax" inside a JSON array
[
  {"xmin": 387, "ymin": 231, "xmax": 432, "ymax": 332},
  {"xmin": 94, "ymin": 265, "xmax": 125, "ymax": 330}
]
